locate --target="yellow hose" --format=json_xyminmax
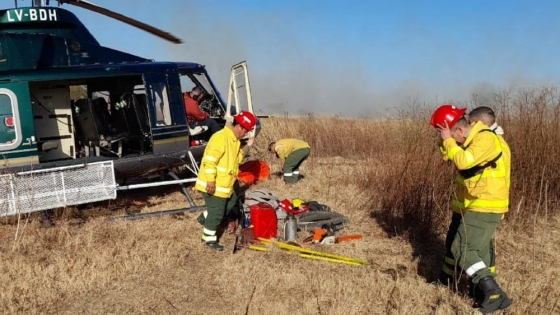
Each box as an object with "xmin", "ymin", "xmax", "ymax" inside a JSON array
[
  {"xmin": 247, "ymin": 245, "xmax": 268, "ymax": 252},
  {"xmin": 258, "ymin": 237, "xmax": 368, "ymax": 265},
  {"xmin": 299, "ymin": 253, "xmax": 362, "ymax": 266}
]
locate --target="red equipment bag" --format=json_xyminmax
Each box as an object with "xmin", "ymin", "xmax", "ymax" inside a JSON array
[{"xmin": 249, "ymin": 202, "xmax": 278, "ymax": 239}]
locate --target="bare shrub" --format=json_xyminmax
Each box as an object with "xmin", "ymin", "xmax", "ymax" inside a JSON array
[
  {"xmin": 359, "ymin": 106, "xmax": 455, "ymax": 281},
  {"xmin": 496, "ymin": 86, "xmax": 560, "ymax": 225}
]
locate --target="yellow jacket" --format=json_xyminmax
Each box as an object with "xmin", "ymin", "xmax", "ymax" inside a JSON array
[
  {"xmin": 274, "ymin": 139, "xmax": 310, "ymax": 161},
  {"xmin": 195, "ymin": 127, "xmax": 242, "ymax": 198},
  {"xmin": 443, "ymin": 121, "xmax": 510, "ymax": 214}
]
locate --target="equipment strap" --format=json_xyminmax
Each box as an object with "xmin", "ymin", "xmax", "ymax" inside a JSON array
[{"xmin": 458, "ymin": 129, "xmax": 503, "ymax": 179}]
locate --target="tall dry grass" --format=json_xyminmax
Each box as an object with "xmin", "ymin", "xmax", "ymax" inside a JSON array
[
  {"xmin": 0, "ymin": 87, "xmax": 560, "ymax": 314},
  {"xmin": 253, "ymin": 86, "xmax": 560, "ymax": 282},
  {"xmin": 366, "ymin": 86, "xmax": 560, "ymax": 242}
]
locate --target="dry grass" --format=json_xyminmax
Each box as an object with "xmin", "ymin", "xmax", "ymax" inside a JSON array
[{"xmin": 1, "ymin": 89, "xmax": 560, "ymax": 314}]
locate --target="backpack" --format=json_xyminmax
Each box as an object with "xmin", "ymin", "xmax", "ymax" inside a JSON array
[
  {"xmin": 306, "ymin": 200, "xmax": 332, "ymax": 212},
  {"xmin": 242, "ymin": 189, "xmax": 285, "ymax": 220},
  {"xmin": 295, "ymin": 201, "xmax": 349, "ymax": 232}
]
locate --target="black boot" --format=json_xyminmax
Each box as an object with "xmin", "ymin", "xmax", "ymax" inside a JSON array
[
  {"xmin": 205, "ymin": 242, "xmax": 224, "ymax": 251},
  {"xmin": 437, "ymin": 270, "xmax": 454, "ymax": 286},
  {"xmin": 497, "ymin": 286, "xmax": 512, "ymax": 310},
  {"xmin": 469, "ymin": 279, "xmax": 484, "ymax": 307},
  {"xmin": 477, "ymin": 277, "xmax": 512, "ymax": 314}
]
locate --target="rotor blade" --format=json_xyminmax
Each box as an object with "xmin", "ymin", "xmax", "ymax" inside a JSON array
[{"xmin": 60, "ymin": 0, "xmax": 183, "ymax": 44}]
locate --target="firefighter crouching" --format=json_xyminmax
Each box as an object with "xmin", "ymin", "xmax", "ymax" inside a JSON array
[
  {"xmin": 431, "ymin": 104, "xmax": 512, "ymax": 314},
  {"xmin": 195, "ymin": 111, "xmax": 257, "ymax": 251}
]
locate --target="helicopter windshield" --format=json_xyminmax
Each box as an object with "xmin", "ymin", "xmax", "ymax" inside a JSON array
[{"xmin": 180, "ymin": 72, "xmax": 225, "ymax": 118}]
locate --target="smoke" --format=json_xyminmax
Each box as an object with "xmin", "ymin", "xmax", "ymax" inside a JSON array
[
  {"xmin": 156, "ymin": 1, "xmax": 557, "ymax": 118},
  {"xmin": 159, "ymin": 2, "xmax": 401, "ymax": 117}
]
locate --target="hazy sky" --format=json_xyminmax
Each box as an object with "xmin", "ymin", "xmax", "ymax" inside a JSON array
[{"xmin": 31, "ymin": 0, "xmax": 560, "ymax": 116}]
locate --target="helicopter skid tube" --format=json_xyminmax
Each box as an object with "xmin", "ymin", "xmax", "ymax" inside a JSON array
[
  {"xmin": 116, "ymin": 178, "xmax": 197, "ymax": 190},
  {"xmin": 108, "ymin": 206, "xmax": 206, "ymax": 222}
]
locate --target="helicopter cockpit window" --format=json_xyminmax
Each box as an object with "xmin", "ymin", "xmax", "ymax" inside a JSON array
[
  {"xmin": 149, "ymin": 82, "xmax": 172, "ymax": 126},
  {"xmin": 0, "ymin": 91, "xmax": 18, "ymax": 148},
  {"xmin": 180, "ymin": 72, "xmax": 225, "ymax": 118}
]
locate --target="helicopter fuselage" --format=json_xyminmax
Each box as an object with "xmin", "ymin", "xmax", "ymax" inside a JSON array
[
  {"xmin": 0, "ymin": 5, "xmax": 260, "ymax": 216},
  {"xmin": 1, "ymin": 61, "xmax": 231, "ymax": 182}
]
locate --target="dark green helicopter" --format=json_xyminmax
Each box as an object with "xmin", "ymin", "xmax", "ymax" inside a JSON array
[{"xmin": 0, "ymin": 0, "xmax": 259, "ymax": 217}]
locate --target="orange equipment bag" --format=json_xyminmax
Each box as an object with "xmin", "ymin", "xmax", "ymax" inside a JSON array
[{"xmin": 238, "ymin": 160, "xmax": 270, "ymax": 185}]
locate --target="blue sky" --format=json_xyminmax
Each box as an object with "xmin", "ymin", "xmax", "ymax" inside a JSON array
[{"xmin": 24, "ymin": 0, "xmax": 560, "ymax": 116}]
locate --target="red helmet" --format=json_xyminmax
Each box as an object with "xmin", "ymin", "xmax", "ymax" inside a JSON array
[
  {"xmin": 430, "ymin": 104, "xmax": 467, "ymax": 128},
  {"xmin": 278, "ymin": 199, "xmax": 293, "ymax": 212},
  {"xmin": 278, "ymin": 198, "xmax": 309, "ymax": 215},
  {"xmin": 233, "ymin": 111, "xmax": 257, "ymax": 131}
]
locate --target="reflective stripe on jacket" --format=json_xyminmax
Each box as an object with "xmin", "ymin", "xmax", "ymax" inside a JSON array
[
  {"xmin": 274, "ymin": 139, "xmax": 310, "ymax": 161},
  {"xmin": 443, "ymin": 121, "xmax": 510, "ymax": 214},
  {"xmin": 195, "ymin": 127, "xmax": 241, "ymax": 198}
]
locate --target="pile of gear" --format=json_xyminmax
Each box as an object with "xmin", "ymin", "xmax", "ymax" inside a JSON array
[
  {"xmin": 239, "ymin": 189, "xmax": 351, "ymax": 242},
  {"xmin": 230, "ymin": 189, "xmax": 364, "ymax": 265}
]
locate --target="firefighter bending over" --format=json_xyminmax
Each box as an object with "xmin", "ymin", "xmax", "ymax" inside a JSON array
[{"xmin": 268, "ymin": 139, "xmax": 310, "ymax": 184}]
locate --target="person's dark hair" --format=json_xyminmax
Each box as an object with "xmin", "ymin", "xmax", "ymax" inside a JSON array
[
  {"xmin": 468, "ymin": 106, "xmax": 496, "ymax": 125},
  {"xmin": 268, "ymin": 141, "xmax": 276, "ymax": 152},
  {"xmin": 451, "ymin": 117, "xmax": 470, "ymax": 131},
  {"xmin": 191, "ymin": 86, "xmax": 204, "ymax": 94}
]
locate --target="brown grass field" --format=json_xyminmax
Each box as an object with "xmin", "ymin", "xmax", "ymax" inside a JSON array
[{"xmin": 1, "ymin": 87, "xmax": 560, "ymax": 314}]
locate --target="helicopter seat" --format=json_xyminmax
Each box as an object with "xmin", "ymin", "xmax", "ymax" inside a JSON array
[
  {"xmin": 73, "ymin": 98, "xmax": 127, "ymax": 157},
  {"xmin": 189, "ymin": 125, "xmax": 208, "ymax": 136},
  {"xmin": 38, "ymin": 141, "xmax": 59, "ymax": 153},
  {"xmin": 117, "ymin": 93, "xmax": 151, "ymax": 141}
]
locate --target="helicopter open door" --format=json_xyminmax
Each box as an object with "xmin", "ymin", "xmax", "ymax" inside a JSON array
[{"xmin": 226, "ymin": 61, "xmax": 257, "ymax": 143}]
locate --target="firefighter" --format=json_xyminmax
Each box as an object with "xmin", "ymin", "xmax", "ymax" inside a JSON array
[
  {"xmin": 439, "ymin": 106, "xmax": 513, "ymax": 306},
  {"xmin": 468, "ymin": 107, "xmax": 511, "ymax": 276},
  {"xmin": 431, "ymin": 104, "xmax": 512, "ymax": 314},
  {"xmin": 268, "ymin": 139, "xmax": 311, "ymax": 184},
  {"xmin": 195, "ymin": 111, "xmax": 257, "ymax": 251}
]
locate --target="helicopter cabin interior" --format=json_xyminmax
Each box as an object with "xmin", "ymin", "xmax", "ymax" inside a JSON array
[
  {"xmin": 29, "ymin": 75, "xmax": 151, "ymax": 163},
  {"xmin": 22, "ymin": 70, "xmax": 228, "ymax": 165}
]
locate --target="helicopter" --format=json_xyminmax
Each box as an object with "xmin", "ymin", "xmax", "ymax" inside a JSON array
[{"xmin": 0, "ymin": 0, "xmax": 261, "ymax": 218}]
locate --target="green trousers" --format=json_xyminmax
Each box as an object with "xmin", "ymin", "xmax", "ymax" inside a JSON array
[
  {"xmin": 283, "ymin": 147, "xmax": 311, "ymax": 184},
  {"xmin": 441, "ymin": 212, "xmax": 463, "ymax": 280},
  {"xmin": 197, "ymin": 192, "xmax": 238, "ymax": 243},
  {"xmin": 451, "ymin": 211, "xmax": 502, "ymax": 284},
  {"xmin": 442, "ymin": 213, "xmax": 498, "ymax": 281}
]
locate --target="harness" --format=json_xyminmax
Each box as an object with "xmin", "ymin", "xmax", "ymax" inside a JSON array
[{"xmin": 458, "ymin": 129, "xmax": 502, "ymax": 179}]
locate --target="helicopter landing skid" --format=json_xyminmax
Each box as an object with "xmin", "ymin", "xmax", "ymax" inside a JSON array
[
  {"xmin": 108, "ymin": 205, "xmax": 207, "ymax": 222},
  {"xmin": 113, "ymin": 171, "xmax": 206, "ymax": 222}
]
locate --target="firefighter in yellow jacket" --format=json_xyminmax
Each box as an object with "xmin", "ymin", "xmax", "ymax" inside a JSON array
[
  {"xmin": 195, "ymin": 111, "xmax": 257, "ymax": 251},
  {"xmin": 268, "ymin": 139, "xmax": 310, "ymax": 184},
  {"xmin": 439, "ymin": 106, "xmax": 512, "ymax": 307},
  {"xmin": 431, "ymin": 104, "xmax": 512, "ymax": 314}
]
